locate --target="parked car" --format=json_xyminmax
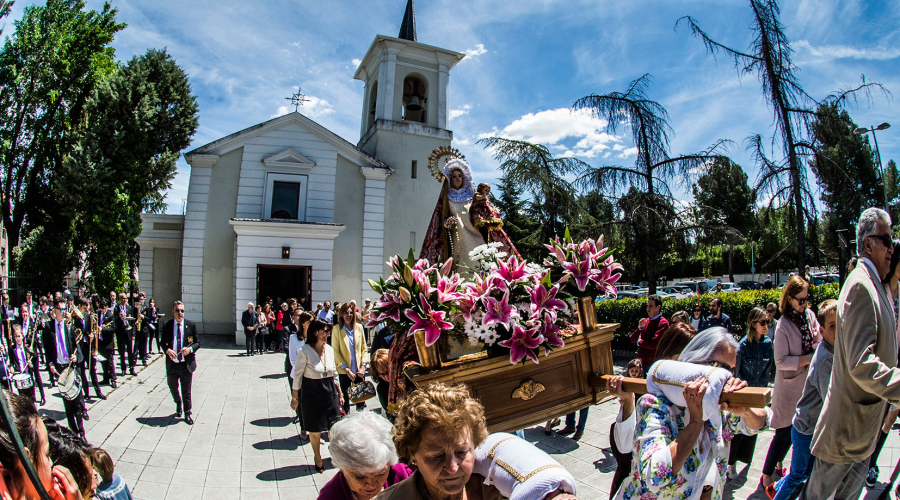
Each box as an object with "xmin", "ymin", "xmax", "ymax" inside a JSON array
[
  {"xmin": 616, "ymin": 290, "xmax": 646, "ymax": 300},
  {"xmin": 617, "ymin": 285, "xmax": 642, "ymax": 292},
  {"xmin": 738, "ymin": 280, "xmax": 761, "ymax": 291},
  {"xmin": 675, "ymin": 280, "xmax": 712, "ymax": 296},
  {"xmin": 716, "ymin": 282, "xmax": 742, "ymax": 293},
  {"xmin": 657, "ymin": 286, "xmax": 693, "ymax": 299},
  {"xmin": 810, "ymin": 273, "xmax": 839, "ymax": 286}
]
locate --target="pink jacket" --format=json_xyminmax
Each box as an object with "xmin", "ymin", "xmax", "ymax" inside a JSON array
[{"xmin": 771, "ymin": 309, "xmax": 821, "ymax": 429}]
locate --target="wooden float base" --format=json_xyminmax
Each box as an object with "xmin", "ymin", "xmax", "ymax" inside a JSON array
[{"xmin": 405, "ymin": 324, "xmax": 618, "ymax": 433}]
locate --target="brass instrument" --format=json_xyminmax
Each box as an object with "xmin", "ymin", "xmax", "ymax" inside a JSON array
[
  {"xmin": 135, "ymin": 307, "xmax": 143, "ymax": 333},
  {"xmin": 90, "ymin": 307, "xmax": 105, "ymax": 362}
]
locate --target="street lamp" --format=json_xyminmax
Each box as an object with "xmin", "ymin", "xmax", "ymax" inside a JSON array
[{"xmin": 855, "ymin": 122, "xmax": 891, "ymax": 209}]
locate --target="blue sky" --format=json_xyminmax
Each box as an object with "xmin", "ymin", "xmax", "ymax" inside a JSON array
[{"xmin": 6, "ymin": 0, "xmax": 900, "ymax": 213}]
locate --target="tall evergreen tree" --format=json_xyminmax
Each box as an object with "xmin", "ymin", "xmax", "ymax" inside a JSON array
[
  {"xmin": 490, "ymin": 173, "xmax": 542, "ymax": 261},
  {"xmin": 808, "ymin": 103, "xmax": 881, "ymax": 259},
  {"xmin": 693, "ymin": 158, "xmax": 756, "ymax": 281}
]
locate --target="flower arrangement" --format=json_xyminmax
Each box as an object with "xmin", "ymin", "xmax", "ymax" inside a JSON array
[{"xmin": 367, "ymin": 233, "xmax": 621, "ymax": 365}]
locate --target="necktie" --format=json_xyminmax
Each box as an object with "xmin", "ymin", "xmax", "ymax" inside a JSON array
[
  {"xmin": 176, "ymin": 323, "xmax": 183, "ymax": 362},
  {"xmin": 57, "ymin": 323, "xmax": 68, "ymax": 362},
  {"xmin": 18, "ymin": 347, "xmax": 25, "ymax": 373}
]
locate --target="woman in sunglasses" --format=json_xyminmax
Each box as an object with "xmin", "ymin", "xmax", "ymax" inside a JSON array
[
  {"xmin": 690, "ymin": 304, "xmax": 703, "ymax": 331},
  {"xmin": 760, "ymin": 275, "xmax": 821, "ymax": 489},
  {"xmin": 727, "ymin": 307, "xmax": 774, "ymax": 479}
]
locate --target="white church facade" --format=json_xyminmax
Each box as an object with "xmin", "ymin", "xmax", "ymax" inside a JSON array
[{"xmin": 136, "ymin": 1, "xmax": 465, "ymax": 342}]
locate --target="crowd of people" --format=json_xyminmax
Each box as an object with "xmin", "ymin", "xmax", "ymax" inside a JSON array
[{"xmin": 0, "ymin": 289, "xmax": 168, "ymax": 437}]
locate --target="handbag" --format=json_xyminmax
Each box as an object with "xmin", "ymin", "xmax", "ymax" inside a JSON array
[{"xmin": 349, "ymin": 379, "xmax": 377, "ymax": 404}]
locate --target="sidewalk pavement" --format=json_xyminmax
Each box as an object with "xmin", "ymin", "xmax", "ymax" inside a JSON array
[{"xmin": 33, "ymin": 338, "xmax": 898, "ymax": 500}]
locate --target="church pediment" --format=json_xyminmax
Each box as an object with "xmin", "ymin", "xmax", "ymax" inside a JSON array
[{"xmin": 262, "ymin": 148, "xmax": 317, "ymax": 171}]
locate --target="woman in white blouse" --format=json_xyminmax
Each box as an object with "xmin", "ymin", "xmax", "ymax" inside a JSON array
[
  {"xmin": 290, "ymin": 318, "xmax": 344, "ymax": 473},
  {"xmin": 288, "ymin": 310, "xmax": 313, "ymax": 441}
]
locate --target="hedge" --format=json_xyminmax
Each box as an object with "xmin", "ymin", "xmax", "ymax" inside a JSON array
[{"xmin": 597, "ymin": 283, "xmax": 841, "ymax": 351}]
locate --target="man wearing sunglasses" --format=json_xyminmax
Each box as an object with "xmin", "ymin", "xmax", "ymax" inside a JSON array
[
  {"xmin": 699, "ymin": 297, "xmax": 733, "ymax": 334},
  {"xmin": 162, "ymin": 301, "xmax": 200, "ymax": 425},
  {"xmin": 804, "ymin": 208, "xmax": 899, "ymax": 500}
]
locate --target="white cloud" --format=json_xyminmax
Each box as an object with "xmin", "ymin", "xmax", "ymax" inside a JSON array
[
  {"xmin": 450, "ymin": 104, "xmax": 473, "ymax": 120},
  {"xmin": 757, "ymin": 193, "xmax": 787, "ymax": 209},
  {"xmin": 351, "ymin": 58, "xmax": 362, "ymax": 67},
  {"xmin": 463, "ymin": 43, "xmax": 488, "ymax": 58},
  {"xmin": 794, "ymin": 40, "xmax": 900, "ymax": 61},
  {"xmin": 269, "ymin": 95, "xmax": 334, "ymax": 119},
  {"xmin": 479, "ymin": 108, "xmax": 632, "ymax": 159}
]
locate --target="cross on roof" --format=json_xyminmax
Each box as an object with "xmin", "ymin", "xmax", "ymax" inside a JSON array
[{"xmin": 286, "ymin": 86, "xmax": 310, "ymax": 112}]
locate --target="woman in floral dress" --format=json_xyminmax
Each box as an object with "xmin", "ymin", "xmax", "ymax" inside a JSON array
[{"xmin": 614, "ymin": 328, "xmax": 771, "ymax": 500}]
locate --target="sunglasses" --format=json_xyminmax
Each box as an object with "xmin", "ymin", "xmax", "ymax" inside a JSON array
[
  {"xmin": 767, "ymin": 309, "xmax": 776, "ymax": 314},
  {"xmin": 756, "ymin": 319, "xmax": 769, "ymax": 326},
  {"xmin": 869, "ymin": 233, "xmax": 893, "ymax": 248},
  {"xmin": 793, "ymin": 296, "xmax": 809, "ymax": 305},
  {"xmin": 175, "ymin": 309, "xmax": 185, "ymax": 313}
]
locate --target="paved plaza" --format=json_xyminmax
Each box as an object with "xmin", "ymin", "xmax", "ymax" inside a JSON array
[{"xmin": 33, "ymin": 337, "xmax": 900, "ymax": 500}]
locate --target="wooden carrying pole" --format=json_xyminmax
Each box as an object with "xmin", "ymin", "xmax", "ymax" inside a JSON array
[{"xmin": 597, "ymin": 375, "xmax": 772, "ymax": 408}]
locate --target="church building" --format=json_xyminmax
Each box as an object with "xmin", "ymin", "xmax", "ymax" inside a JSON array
[{"xmin": 136, "ymin": 1, "xmax": 465, "ymax": 342}]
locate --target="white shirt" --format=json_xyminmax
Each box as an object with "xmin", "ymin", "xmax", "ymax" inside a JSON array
[
  {"xmin": 172, "ymin": 320, "xmax": 186, "ymax": 363},
  {"xmin": 291, "ymin": 343, "xmax": 336, "ymax": 391},
  {"xmin": 613, "ymin": 404, "xmax": 637, "ymax": 453},
  {"xmin": 288, "ymin": 335, "xmax": 305, "ymax": 369}
]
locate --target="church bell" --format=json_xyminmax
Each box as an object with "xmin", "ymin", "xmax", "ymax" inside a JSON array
[{"xmin": 406, "ymin": 96, "xmax": 423, "ymax": 112}]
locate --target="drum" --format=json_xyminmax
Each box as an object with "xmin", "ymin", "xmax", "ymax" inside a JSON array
[
  {"xmin": 11, "ymin": 374, "xmax": 32, "ymax": 390},
  {"xmin": 56, "ymin": 365, "xmax": 82, "ymax": 401}
]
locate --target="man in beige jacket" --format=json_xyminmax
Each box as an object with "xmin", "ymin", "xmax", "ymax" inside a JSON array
[{"xmin": 802, "ymin": 208, "xmax": 899, "ymax": 499}]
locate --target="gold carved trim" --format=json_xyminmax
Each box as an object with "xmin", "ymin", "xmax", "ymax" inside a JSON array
[
  {"xmin": 487, "ymin": 436, "xmax": 564, "ymax": 483},
  {"xmin": 511, "ymin": 378, "xmax": 545, "ymax": 401}
]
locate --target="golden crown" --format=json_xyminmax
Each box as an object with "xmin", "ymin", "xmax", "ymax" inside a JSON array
[{"xmin": 427, "ymin": 146, "xmax": 466, "ymax": 182}]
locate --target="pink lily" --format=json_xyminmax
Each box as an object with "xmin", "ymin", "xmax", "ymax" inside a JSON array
[
  {"xmin": 413, "ymin": 268, "xmax": 434, "ymax": 296},
  {"xmin": 371, "ymin": 293, "xmax": 403, "ymax": 324},
  {"xmin": 455, "ymin": 288, "xmax": 480, "ymax": 319},
  {"xmin": 539, "ymin": 313, "xmax": 565, "ymax": 353},
  {"xmin": 562, "ymin": 259, "xmax": 593, "ymax": 292},
  {"xmin": 439, "ymin": 258, "xmax": 454, "ymax": 276},
  {"xmin": 404, "ymin": 293, "xmax": 454, "ymax": 346},
  {"xmin": 499, "ymin": 324, "xmax": 543, "ymax": 364},
  {"xmin": 435, "ymin": 274, "xmax": 464, "ymax": 303},
  {"xmin": 496, "ymin": 255, "xmax": 530, "ymax": 284},
  {"xmin": 482, "ymin": 290, "xmax": 518, "ymax": 329},
  {"xmin": 529, "ymin": 283, "xmax": 568, "ymax": 316}
]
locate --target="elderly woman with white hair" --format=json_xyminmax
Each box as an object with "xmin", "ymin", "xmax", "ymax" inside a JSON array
[
  {"xmin": 317, "ymin": 412, "xmax": 413, "ymax": 500},
  {"xmin": 614, "ymin": 328, "xmax": 772, "ymax": 500}
]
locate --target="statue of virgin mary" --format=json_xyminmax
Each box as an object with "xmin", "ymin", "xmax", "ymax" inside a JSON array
[{"xmin": 419, "ymin": 158, "xmax": 519, "ymax": 270}]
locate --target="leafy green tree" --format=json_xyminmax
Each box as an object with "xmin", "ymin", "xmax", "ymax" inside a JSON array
[
  {"xmin": 571, "ymin": 74, "xmax": 728, "ymax": 292},
  {"xmin": 693, "ymin": 158, "xmax": 756, "ymax": 281},
  {"xmin": 0, "ymin": 0, "xmax": 124, "ymax": 249},
  {"xmin": 884, "ymin": 159, "xmax": 899, "ymax": 223},
  {"xmin": 679, "ymin": 0, "xmax": 885, "ymax": 275},
  {"xmin": 64, "ymin": 49, "xmax": 199, "ymax": 292},
  {"xmin": 808, "ymin": 103, "xmax": 881, "ymax": 260}
]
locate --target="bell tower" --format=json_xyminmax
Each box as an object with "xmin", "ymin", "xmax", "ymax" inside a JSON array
[{"xmin": 353, "ymin": 0, "xmax": 465, "ymax": 265}]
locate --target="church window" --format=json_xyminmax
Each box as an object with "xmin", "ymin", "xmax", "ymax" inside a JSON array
[
  {"xmin": 271, "ymin": 181, "xmax": 301, "ymax": 219},
  {"xmin": 367, "ymin": 82, "xmax": 378, "ymax": 131},
  {"xmin": 411, "ymin": 160, "xmax": 417, "ymax": 179},
  {"xmin": 402, "ymin": 76, "xmax": 426, "ymax": 123},
  {"xmin": 410, "ymin": 231, "xmax": 416, "ymax": 249}
]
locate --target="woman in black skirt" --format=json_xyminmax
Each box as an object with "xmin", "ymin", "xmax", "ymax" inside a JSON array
[{"xmin": 290, "ymin": 318, "xmax": 343, "ymax": 473}]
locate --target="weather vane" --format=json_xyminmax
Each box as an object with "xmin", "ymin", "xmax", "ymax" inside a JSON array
[{"xmin": 286, "ymin": 86, "xmax": 310, "ymax": 112}]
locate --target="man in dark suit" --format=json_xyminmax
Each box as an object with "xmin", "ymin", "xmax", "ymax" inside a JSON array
[
  {"xmin": 134, "ymin": 296, "xmax": 149, "ymax": 367},
  {"xmin": 45, "ymin": 298, "xmax": 85, "ymax": 436},
  {"xmin": 113, "ymin": 293, "xmax": 135, "ymax": 376},
  {"xmin": 1, "ymin": 293, "xmax": 16, "ymax": 346},
  {"xmin": 72, "ymin": 297, "xmax": 104, "ymax": 400},
  {"xmin": 162, "ymin": 301, "xmax": 200, "ymax": 425},
  {"xmin": 96, "ymin": 300, "xmax": 117, "ymax": 388},
  {"xmin": 9, "ymin": 325, "xmax": 36, "ymax": 402},
  {"xmin": 17, "ymin": 305, "xmax": 46, "ymax": 404},
  {"xmin": 241, "ymin": 302, "xmax": 257, "ymax": 356}
]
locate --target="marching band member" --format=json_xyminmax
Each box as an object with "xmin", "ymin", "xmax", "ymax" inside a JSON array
[
  {"xmin": 37, "ymin": 297, "xmax": 54, "ymax": 386},
  {"xmin": 18, "ymin": 304, "xmax": 46, "ymax": 404},
  {"xmin": 134, "ymin": 296, "xmax": 149, "ymax": 367},
  {"xmin": 97, "ymin": 300, "xmax": 117, "ymax": 388},
  {"xmin": 73, "ymin": 297, "xmax": 105, "ymax": 400},
  {"xmin": 9, "ymin": 324, "xmax": 35, "ymax": 402},
  {"xmin": 114, "ymin": 293, "xmax": 136, "ymax": 376},
  {"xmin": 45, "ymin": 298, "xmax": 86, "ymax": 436},
  {"xmin": 1, "ymin": 293, "xmax": 16, "ymax": 346}
]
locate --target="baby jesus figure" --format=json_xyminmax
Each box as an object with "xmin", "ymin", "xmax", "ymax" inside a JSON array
[{"xmin": 470, "ymin": 183, "xmax": 520, "ymax": 259}]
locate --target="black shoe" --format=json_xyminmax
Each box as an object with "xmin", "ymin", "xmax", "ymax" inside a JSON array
[
  {"xmin": 95, "ymin": 391, "xmax": 107, "ymax": 400},
  {"xmin": 866, "ymin": 466, "xmax": 879, "ymax": 489},
  {"xmin": 130, "ymin": 368, "xmax": 137, "ymax": 376},
  {"xmin": 184, "ymin": 414, "xmax": 194, "ymax": 425},
  {"xmin": 82, "ymin": 411, "xmax": 90, "ymax": 421},
  {"xmin": 111, "ymin": 380, "xmax": 117, "ymax": 388}
]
